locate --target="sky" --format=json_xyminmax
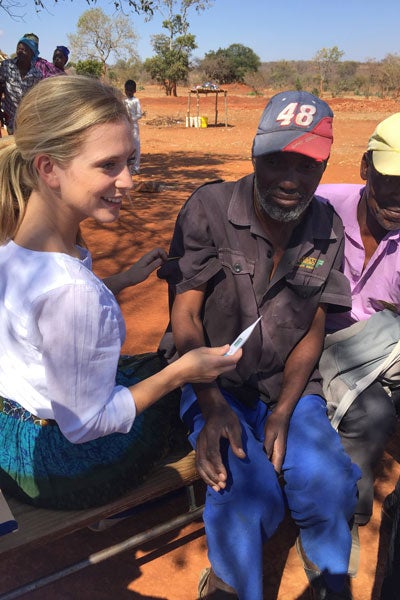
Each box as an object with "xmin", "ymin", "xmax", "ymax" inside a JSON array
[{"xmin": 0, "ymin": 0, "xmax": 399, "ymax": 65}]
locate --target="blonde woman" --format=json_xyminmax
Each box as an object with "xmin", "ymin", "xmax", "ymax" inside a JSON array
[{"xmin": 0, "ymin": 76, "xmax": 241, "ymax": 509}]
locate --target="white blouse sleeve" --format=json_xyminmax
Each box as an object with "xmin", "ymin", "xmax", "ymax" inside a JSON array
[{"xmin": 35, "ymin": 282, "xmax": 136, "ymax": 443}]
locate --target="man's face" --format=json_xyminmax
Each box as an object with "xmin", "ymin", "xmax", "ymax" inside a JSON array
[
  {"xmin": 16, "ymin": 42, "xmax": 33, "ymax": 67},
  {"xmin": 53, "ymin": 49, "xmax": 67, "ymax": 70},
  {"xmin": 361, "ymin": 153, "xmax": 400, "ymax": 231},
  {"xmin": 254, "ymin": 151, "xmax": 326, "ymax": 222}
]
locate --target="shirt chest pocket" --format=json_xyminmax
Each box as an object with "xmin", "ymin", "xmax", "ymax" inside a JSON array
[
  {"xmin": 271, "ymin": 272, "xmax": 325, "ymax": 330},
  {"xmin": 212, "ymin": 249, "xmax": 256, "ymax": 314}
]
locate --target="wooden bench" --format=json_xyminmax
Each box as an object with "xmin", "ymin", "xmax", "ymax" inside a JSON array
[{"xmin": 0, "ymin": 450, "xmax": 202, "ymax": 599}]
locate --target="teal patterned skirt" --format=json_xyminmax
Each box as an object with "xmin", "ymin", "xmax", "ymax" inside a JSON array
[{"xmin": 0, "ymin": 353, "xmax": 187, "ymax": 510}]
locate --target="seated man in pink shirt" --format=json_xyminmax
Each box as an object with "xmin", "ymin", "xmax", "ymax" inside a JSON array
[{"xmin": 316, "ymin": 113, "xmax": 400, "ymax": 551}]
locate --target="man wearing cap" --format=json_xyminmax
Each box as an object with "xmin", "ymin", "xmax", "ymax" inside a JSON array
[
  {"xmin": 316, "ymin": 113, "xmax": 400, "ymax": 547},
  {"xmin": 158, "ymin": 91, "xmax": 360, "ymax": 600},
  {"xmin": 0, "ymin": 34, "xmax": 42, "ymax": 134}
]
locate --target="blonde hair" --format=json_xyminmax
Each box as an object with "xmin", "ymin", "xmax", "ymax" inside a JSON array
[{"xmin": 0, "ymin": 75, "xmax": 130, "ymax": 244}]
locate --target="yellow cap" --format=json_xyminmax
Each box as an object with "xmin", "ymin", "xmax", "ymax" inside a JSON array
[{"xmin": 368, "ymin": 113, "xmax": 400, "ymax": 176}]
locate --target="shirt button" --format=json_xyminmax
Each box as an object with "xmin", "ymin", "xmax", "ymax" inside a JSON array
[
  {"xmin": 267, "ymin": 250, "xmax": 272, "ymax": 258},
  {"xmin": 233, "ymin": 263, "xmax": 242, "ymax": 273}
]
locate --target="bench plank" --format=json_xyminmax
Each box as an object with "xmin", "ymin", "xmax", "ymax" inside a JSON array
[{"xmin": 0, "ymin": 450, "xmax": 198, "ymax": 555}]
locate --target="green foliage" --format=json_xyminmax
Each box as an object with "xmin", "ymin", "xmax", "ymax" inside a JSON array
[
  {"xmin": 379, "ymin": 53, "xmax": 400, "ymax": 95},
  {"xmin": 269, "ymin": 60, "xmax": 296, "ymax": 89},
  {"xmin": 107, "ymin": 57, "xmax": 142, "ymax": 87},
  {"xmin": 143, "ymin": 1, "xmax": 208, "ymax": 95},
  {"xmin": 201, "ymin": 44, "xmax": 260, "ymax": 84},
  {"xmin": 74, "ymin": 59, "xmax": 103, "ymax": 78},
  {"xmin": 313, "ymin": 46, "xmax": 345, "ymax": 95},
  {"xmin": 144, "ymin": 32, "xmax": 196, "ymax": 95},
  {"xmin": 200, "ymin": 50, "xmax": 235, "ymax": 83}
]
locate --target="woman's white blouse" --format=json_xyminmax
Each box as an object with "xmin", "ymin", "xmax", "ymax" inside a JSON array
[{"xmin": 0, "ymin": 241, "xmax": 136, "ymax": 443}]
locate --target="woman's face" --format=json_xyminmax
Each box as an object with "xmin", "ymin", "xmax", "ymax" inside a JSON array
[
  {"xmin": 52, "ymin": 49, "xmax": 67, "ymax": 70},
  {"xmin": 51, "ymin": 118, "xmax": 135, "ymax": 226}
]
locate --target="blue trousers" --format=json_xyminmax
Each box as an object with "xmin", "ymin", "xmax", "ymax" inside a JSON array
[{"xmin": 181, "ymin": 387, "xmax": 361, "ymax": 600}]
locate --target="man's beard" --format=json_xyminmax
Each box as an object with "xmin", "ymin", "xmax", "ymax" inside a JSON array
[{"xmin": 254, "ymin": 178, "xmax": 313, "ymax": 223}]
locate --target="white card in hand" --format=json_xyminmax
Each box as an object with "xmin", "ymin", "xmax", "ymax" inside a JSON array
[{"xmin": 225, "ymin": 317, "xmax": 262, "ymax": 356}]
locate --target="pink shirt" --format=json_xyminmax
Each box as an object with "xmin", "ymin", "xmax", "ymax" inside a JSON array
[{"xmin": 316, "ymin": 183, "xmax": 400, "ymax": 331}]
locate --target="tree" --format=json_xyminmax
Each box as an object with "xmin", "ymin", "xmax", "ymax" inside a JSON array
[
  {"xmin": 143, "ymin": 1, "xmax": 211, "ymax": 95},
  {"xmin": 379, "ymin": 53, "xmax": 400, "ymax": 97},
  {"xmin": 68, "ymin": 8, "xmax": 138, "ymax": 78},
  {"xmin": 201, "ymin": 44, "xmax": 260, "ymax": 84},
  {"xmin": 151, "ymin": 0, "xmax": 214, "ymax": 40},
  {"xmin": 223, "ymin": 44, "xmax": 260, "ymax": 82},
  {"xmin": 360, "ymin": 58, "xmax": 381, "ymax": 98},
  {"xmin": 107, "ymin": 57, "xmax": 142, "ymax": 87},
  {"xmin": 269, "ymin": 60, "xmax": 296, "ymax": 90},
  {"xmin": 201, "ymin": 50, "xmax": 236, "ymax": 83},
  {"xmin": 144, "ymin": 32, "xmax": 196, "ymax": 95},
  {"xmin": 314, "ymin": 46, "xmax": 344, "ymax": 96}
]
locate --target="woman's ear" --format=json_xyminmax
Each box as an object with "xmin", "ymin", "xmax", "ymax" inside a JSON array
[{"xmin": 33, "ymin": 154, "xmax": 61, "ymax": 189}]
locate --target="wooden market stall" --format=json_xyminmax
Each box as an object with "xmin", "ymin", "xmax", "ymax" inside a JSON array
[{"xmin": 187, "ymin": 87, "xmax": 228, "ymax": 127}]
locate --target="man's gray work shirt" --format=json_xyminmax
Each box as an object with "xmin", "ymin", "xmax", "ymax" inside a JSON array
[{"xmin": 159, "ymin": 174, "xmax": 351, "ymax": 407}]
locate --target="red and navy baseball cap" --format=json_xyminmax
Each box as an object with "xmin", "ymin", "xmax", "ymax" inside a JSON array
[{"xmin": 252, "ymin": 91, "xmax": 333, "ymax": 162}]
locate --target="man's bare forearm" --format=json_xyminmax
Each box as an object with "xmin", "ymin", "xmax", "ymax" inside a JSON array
[{"xmin": 274, "ymin": 304, "xmax": 326, "ymax": 417}]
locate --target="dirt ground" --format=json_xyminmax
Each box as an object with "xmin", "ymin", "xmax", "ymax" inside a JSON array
[{"xmin": 1, "ymin": 85, "xmax": 400, "ymax": 599}]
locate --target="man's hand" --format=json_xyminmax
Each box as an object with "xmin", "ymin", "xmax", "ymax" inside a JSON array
[
  {"xmin": 124, "ymin": 247, "xmax": 168, "ymax": 286},
  {"xmin": 103, "ymin": 247, "xmax": 167, "ymax": 294},
  {"xmin": 263, "ymin": 409, "xmax": 291, "ymax": 474},
  {"xmin": 195, "ymin": 392, "xmax": 246, "ymax": 492}
]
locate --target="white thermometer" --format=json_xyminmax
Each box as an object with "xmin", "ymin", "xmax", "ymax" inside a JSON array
[{"xmin": 225, "ymin": 317, "xmax": 262, "ymax": 356}]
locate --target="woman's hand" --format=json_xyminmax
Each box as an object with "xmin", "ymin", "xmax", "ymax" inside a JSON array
[{"xmin": 176, "ymin": 345, "xmax": 242, "ymax": 384}]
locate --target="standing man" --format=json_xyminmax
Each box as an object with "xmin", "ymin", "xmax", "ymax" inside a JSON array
[
  {"xmin": 159, "ymin": 91, "xmax": 360, "ymax": 600},
  {"xmin": 316, "ymin": 113, "xmax": 400, "ymax": 548},
  {"xmin": 0, "ymin": 34, "xmax": 42, "ymax": 134}
]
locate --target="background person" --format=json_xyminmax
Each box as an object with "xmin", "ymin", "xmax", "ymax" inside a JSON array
[
  {"xmin": 52, "ymin": 45, "xmax": 70, "ymax": 73},
  {"xmin": 316, "ymin": 113, "xmax": 400, "ymax": 567},
  {"xmin": 159, "ymin": 91, "xmax": 360, "ymax": 600},
  {"xmin": 124, "ymin": 79, "xmax": 142, "ymax": 175},
  {"xmin": 22, "ymin": 34, "xmax": 69, "ymax": 78},
  {"xmin": 0, "ymin": 75, "xmax": 241, "ymax": 511},
  {"xmin": 0, "ymin": 34, "xmax": 42, "ymax": 134}
]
